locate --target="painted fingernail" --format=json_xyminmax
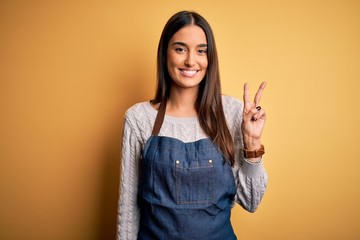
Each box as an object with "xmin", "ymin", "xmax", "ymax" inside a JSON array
[
  {"xmin": 251, "ymin": 116, "xmax": 257, "ymax": 121},
  {"xmin": 256, "ymin": 106, "xmax": 261, "ymax": 111}
]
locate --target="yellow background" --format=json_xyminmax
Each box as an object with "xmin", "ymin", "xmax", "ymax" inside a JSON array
[{"xmin": 1, "ymin": 0, "xmax": 360, "ymax": 239}]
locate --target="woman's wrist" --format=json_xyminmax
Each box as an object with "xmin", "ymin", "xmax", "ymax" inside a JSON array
[
  {"xmin": 243, "ymin": 137, "xmax": 264, "ymax": 163},
  {"xmin": 243, "ymin": 137, "xmax": 261, "ymax": 151}
]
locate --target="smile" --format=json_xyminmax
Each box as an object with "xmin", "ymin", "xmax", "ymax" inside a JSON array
[{"xmin": 179, "ymin": 69, "xmax": 199, "ymax": 77}]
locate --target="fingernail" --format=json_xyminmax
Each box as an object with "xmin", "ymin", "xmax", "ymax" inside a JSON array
[
  {"xmin": 256, "ymin": 106, "xmax": 261, "ymax": 111},
  {"xmin": 251, "ymin": 116, "xmax": 257, "ymax": 121}
]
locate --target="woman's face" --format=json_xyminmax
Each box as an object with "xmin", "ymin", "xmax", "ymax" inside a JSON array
[{"xmin": 167, "ymin": 24, "xmax": 208, "ymax": 91}]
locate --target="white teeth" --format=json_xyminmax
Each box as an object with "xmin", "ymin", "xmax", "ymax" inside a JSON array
[
  {"xmin": 183, "ymin": 70, "xmax": 197, "ymax": 74},
  {"xmin": 181, "ymin": 69, "xmax": 197, "ymax": 77}
]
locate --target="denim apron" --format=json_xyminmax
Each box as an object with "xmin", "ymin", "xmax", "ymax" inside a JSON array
[{"xmin": 138, "ymin": 102, "xmax": 237, "ymax": 240}]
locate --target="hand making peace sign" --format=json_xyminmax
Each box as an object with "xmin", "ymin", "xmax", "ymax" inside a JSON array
[{"xmin": 241, "ymin": 82, "xmax": 267, "ymax": 151}]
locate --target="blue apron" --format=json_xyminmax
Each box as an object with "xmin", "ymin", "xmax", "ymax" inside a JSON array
[{"xmin": 138, "ymin": 102, "xmax": 237, "ymax": 240}]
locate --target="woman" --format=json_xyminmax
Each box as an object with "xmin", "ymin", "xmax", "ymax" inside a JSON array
[{"xmin": 117, "ymin": 11, "xmax": 268, "ymax": 240}]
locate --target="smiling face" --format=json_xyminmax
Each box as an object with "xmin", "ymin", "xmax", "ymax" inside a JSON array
[{"xmin": 166, "ymin": 24, "xmax": 208, "ymax": 91}]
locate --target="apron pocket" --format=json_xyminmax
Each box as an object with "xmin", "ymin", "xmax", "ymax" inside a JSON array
[{"xmin": 175, "ymin": 159, "xmax": 214, "ymax": 204}]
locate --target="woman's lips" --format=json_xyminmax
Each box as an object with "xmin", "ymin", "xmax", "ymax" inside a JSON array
[{"xmin": 179, "ymin": 69, "xmax": 199, "ymax": 77}]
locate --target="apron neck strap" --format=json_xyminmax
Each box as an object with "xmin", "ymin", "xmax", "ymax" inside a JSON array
[{"xmin": 151, "ymin": 100, "xmax": 167, "ymax": 136}]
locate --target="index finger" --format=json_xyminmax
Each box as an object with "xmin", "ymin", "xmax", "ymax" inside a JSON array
[{"xmin": 254, "ymin": 81, "xmax": 267, "ymax": 106}]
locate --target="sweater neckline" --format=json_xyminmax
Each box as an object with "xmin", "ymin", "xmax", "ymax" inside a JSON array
[{"xmin": 144, "ymin": 101, "xmax": 199, "ymax": 124}]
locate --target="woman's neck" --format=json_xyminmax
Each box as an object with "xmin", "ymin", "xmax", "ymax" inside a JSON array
[{"xmin": 166, "ymin": 87, "xmax": 198, "ymax": 117}]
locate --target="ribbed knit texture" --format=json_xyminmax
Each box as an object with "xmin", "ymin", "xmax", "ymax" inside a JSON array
[{"xmin": 117, "ymin": 95, "xmax": 268, "ymax": 240}]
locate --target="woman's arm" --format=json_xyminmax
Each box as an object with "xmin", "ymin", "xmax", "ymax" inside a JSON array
[
  {"xmin": 226, "ymin": 83, "xmax": 268, "ymax": 213},
  {"xmin": 236, "ymin": 82, "xmax": 268, "ymax": 212},
  {"xmin": 232, "ymin": 111, "xmax": 268, "ymax": 212},
  {"xmin": 117, "ymin": 115, "xmax": 142, "ymax": 240}
]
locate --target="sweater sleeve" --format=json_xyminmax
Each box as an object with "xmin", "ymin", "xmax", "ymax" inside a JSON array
[
  {"xmin": 234, "ymin": 157, "xmax": 268, "ymax": 212},
  {"xmin": 117, "ymin": 114, "xmax": 142, "ymax": 240}
]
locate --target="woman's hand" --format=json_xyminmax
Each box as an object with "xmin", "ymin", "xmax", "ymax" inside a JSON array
[{"xmin": 241, "ymin": 82, "xmax": 267, "ymax": 152}]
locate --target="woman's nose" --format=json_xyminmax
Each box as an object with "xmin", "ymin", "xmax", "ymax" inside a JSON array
[{"xmin": 185, "ymin": 52, "xmax": 195, "ymax": 67}]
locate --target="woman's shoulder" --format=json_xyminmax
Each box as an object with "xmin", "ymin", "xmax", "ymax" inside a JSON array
[
  {"xmin": 125, "ymin": 101, "xmax": 154, "ymax": 116},
  {"xmin": 124, "ymin": 101, "xmax": 157, "ymax": 125},
  {"xmin": 221, "ymin": 95, "xmax": 244, "ymax": 130},
  {"xmin": 222, "ymin": 95, "xmax": 243, "ymax": 113},
  {"xmin": 123, "ymin": 101, "xmax": 156, "ymax": 141}
]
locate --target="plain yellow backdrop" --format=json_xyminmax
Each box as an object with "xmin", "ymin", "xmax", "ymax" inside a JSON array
[{"xmin": 1, "ymin": 0, "xmax": 360, "ymax": 239}]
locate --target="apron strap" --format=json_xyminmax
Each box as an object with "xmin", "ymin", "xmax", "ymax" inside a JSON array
[{"xmin": 151, "ymin": 100, "xmax": 167, "ymax": 136}]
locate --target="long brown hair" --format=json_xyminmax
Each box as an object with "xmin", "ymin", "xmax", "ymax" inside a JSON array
[{"xmin": 151, "ymin": 11, "xmax": 235, "ymax": 166}]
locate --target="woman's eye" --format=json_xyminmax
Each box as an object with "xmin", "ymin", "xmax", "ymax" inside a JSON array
[
  {"xmin": 175, "ymin": 48, "xmax": 185, "ymax": 53},
  {"xmin": 198, "ymin": 49, "xmax": 207, "ymax": 54}
]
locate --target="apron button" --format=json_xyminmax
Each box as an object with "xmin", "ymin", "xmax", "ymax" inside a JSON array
[
  {"xmin": 176, "ymin": 160, "xmax": 180, "ymax": 164},
  {"xmin": 208, "ymin": 160, "xmax": 213, "ymax": 164}
]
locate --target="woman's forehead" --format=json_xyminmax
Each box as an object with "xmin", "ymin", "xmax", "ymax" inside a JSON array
[{"xmin": 170, "ymin": 25, "xmax": 207, "ymax": 45}]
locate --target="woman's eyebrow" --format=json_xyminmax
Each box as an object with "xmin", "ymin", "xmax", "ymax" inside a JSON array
[
  {"xmin": 172, "ymin": 42, "xmax": 187, "ymax": 47},
  {"xmin": 172, "ymin": 42, "xmax": 207, "ymax": 48}
]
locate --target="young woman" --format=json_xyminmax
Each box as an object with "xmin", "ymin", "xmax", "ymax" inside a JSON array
[{"xmin": 117, "ymin": 11, "xmax": 268, "ymax": 240}]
